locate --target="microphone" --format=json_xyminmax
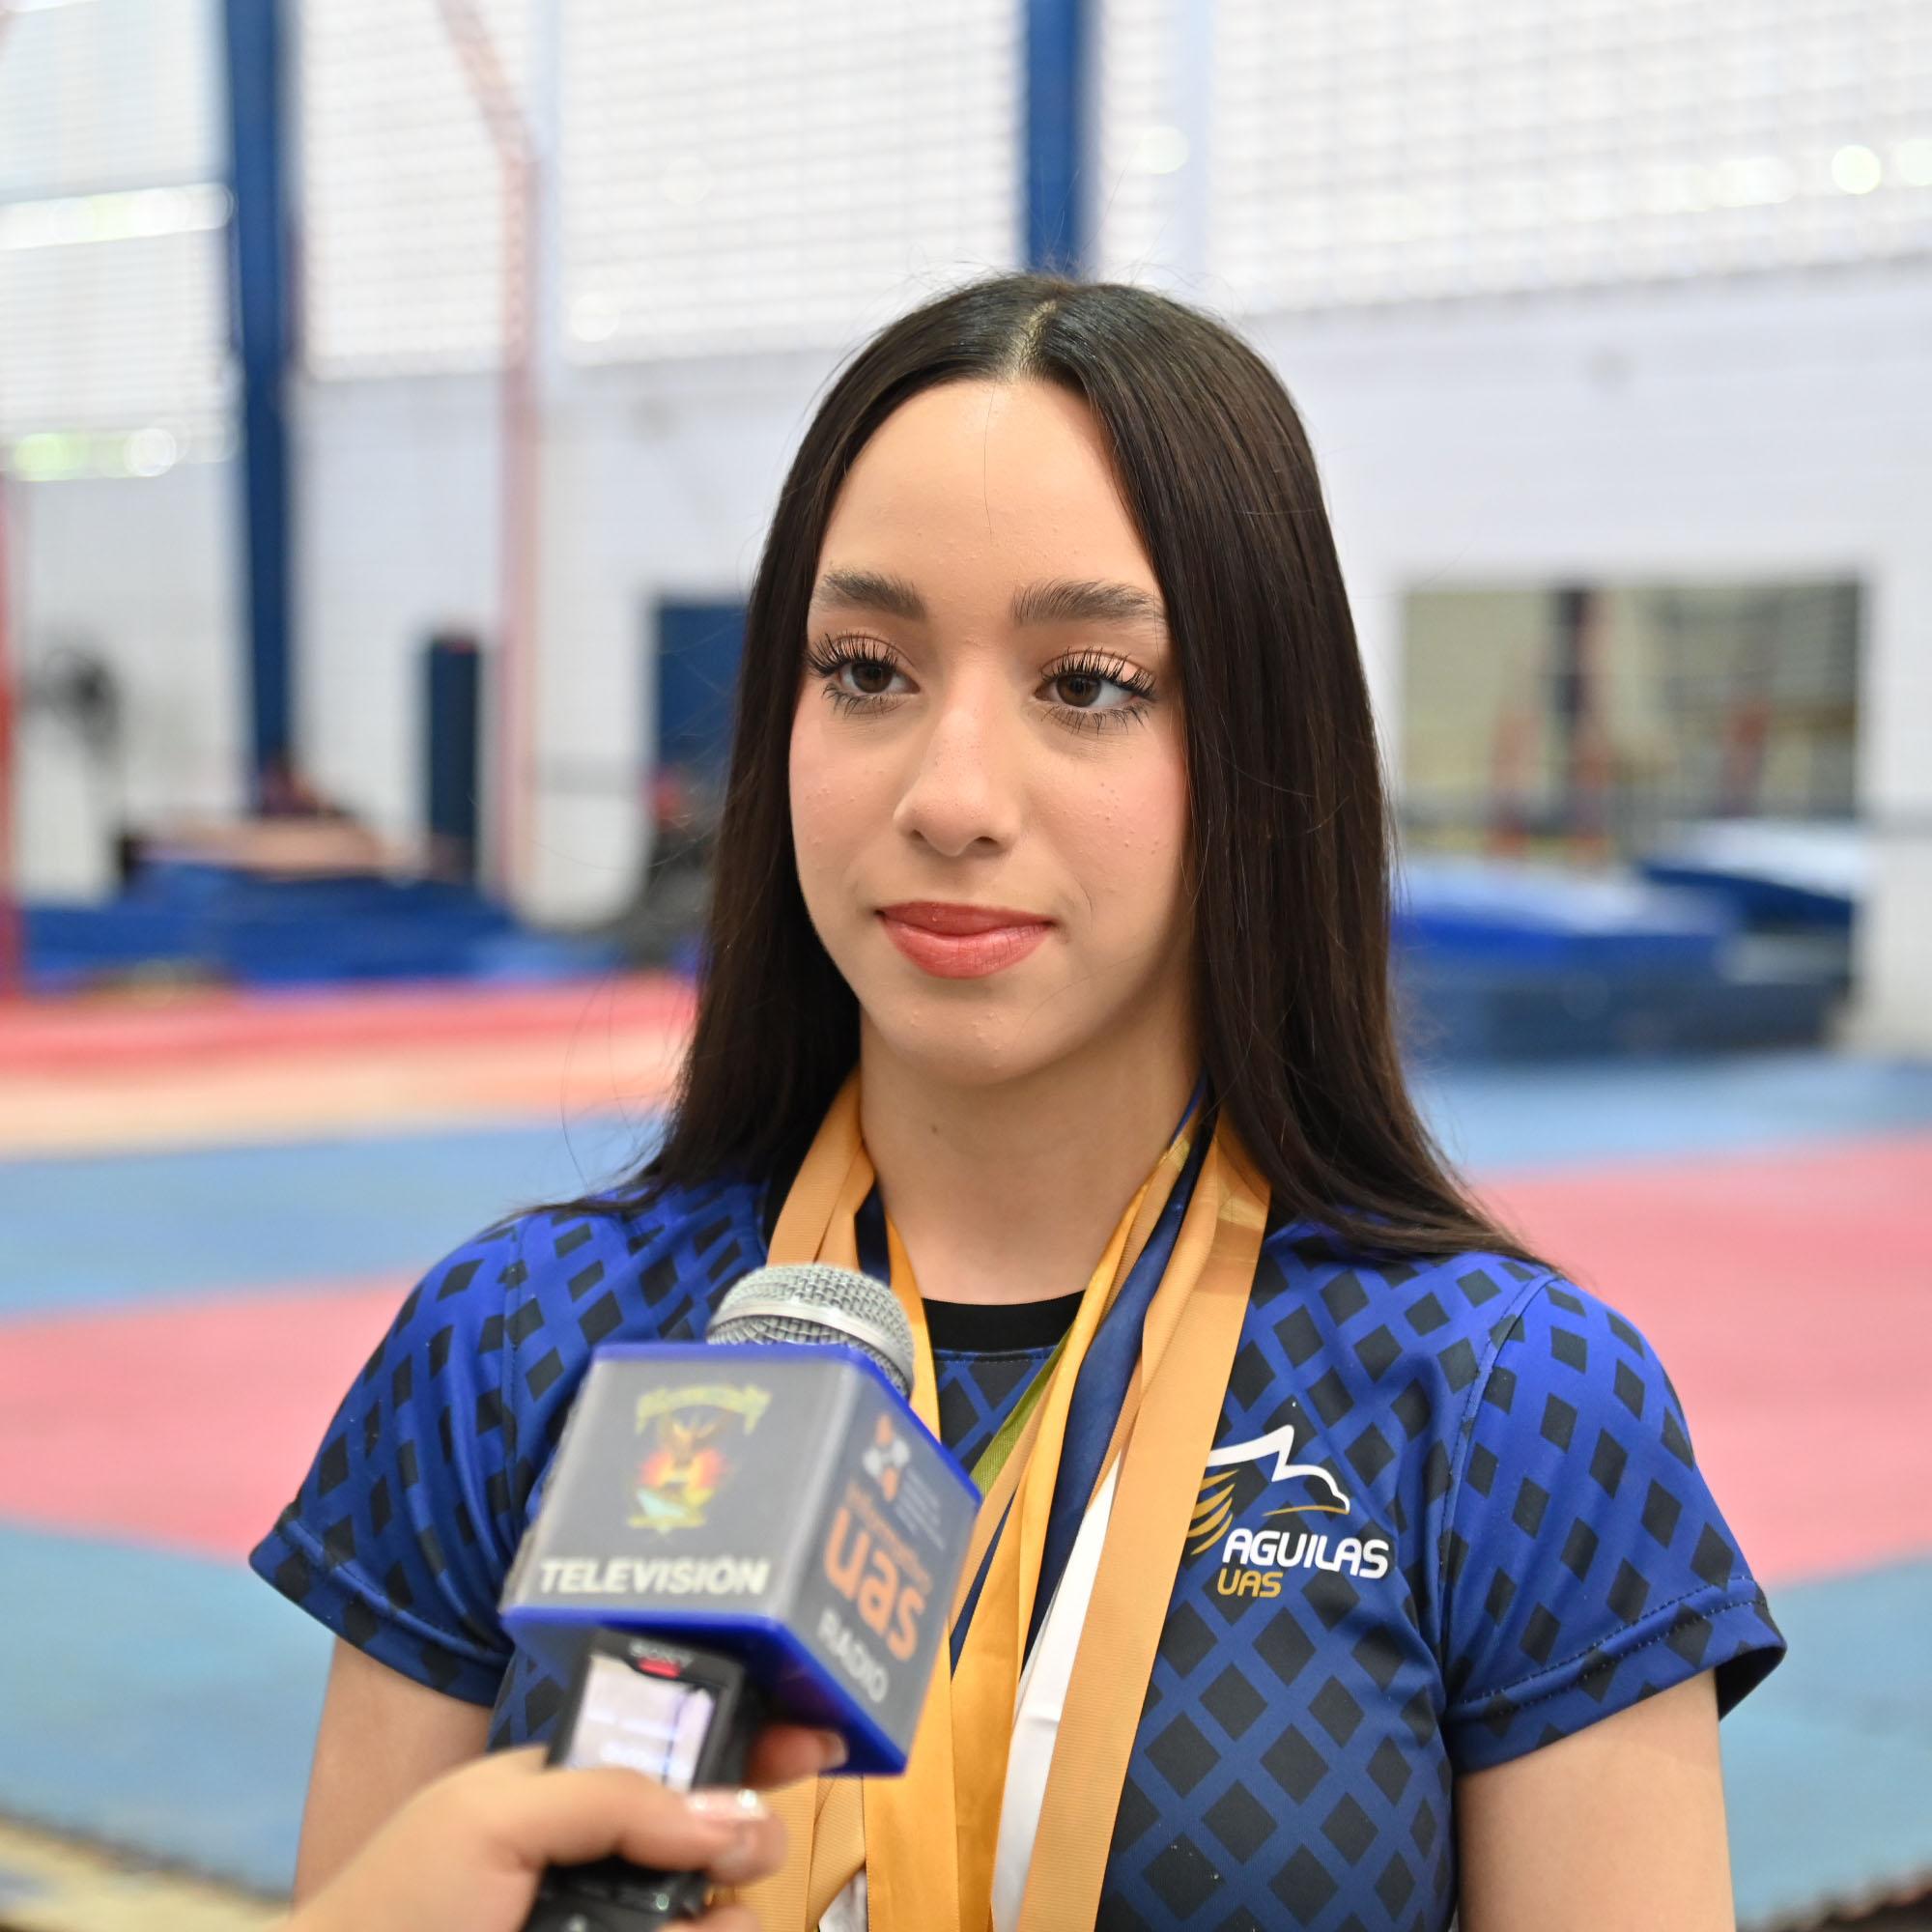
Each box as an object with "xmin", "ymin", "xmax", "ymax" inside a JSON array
[{"xmin": 501, "ymin": 1263, "xmax": 978, "ymax": 1932}]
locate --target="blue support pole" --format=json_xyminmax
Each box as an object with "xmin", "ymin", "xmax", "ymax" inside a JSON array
[
  {"xmin": 1025, "ymin": 0, "xmax": 1091, "ymax": 275},
  {"xmin": 220, "ymin": 0, "xmax": 294, "ymax": 805}
]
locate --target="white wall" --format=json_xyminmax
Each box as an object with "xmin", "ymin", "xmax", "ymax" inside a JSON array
[
  {"xmin": 293, "ymin": 345, "xmax": 837, "ymax": 922},
  {"xmin": 292, "ymin": 376, "xmax": 497, "ymax": 873},
  {"xmin": 298, "ymin": 266, "xmax": 1930, "ymax": 1042},
  {"xmin": 9, "ymin": 458, "xmax": 242, "ymax": 897},
  {"xmin": 1242, "ymin": 268, "xmax": 1930, "ymax": 1054},
  {"xmin": 13, "ymin": 263, "xmax": 1930, "ymax": 1053}
]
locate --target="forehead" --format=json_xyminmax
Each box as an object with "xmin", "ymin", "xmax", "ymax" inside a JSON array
[{"xmin": 814, "ymin": 380, "xmax": 1160, "ymax": 609}]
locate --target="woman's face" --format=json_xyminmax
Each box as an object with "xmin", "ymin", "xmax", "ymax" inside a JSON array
[{"xmin": 789, "ymin": 379, "xmax": 1193, "ymax": 1092}]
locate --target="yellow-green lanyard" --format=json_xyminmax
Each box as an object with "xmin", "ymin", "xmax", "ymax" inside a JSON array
[{"xmin": 968, "ymin": 1328, "xmax": 1072, "ymax": 1493}]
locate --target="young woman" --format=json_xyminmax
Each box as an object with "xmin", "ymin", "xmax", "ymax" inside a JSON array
[{"xmin": 256, "ymin": 273, "xmax": 1784, "ymax": 1931}]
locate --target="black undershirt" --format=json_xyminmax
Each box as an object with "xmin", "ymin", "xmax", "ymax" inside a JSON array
[
  {"xmin": 921, "ymin": 1289, "xmax": 1085, "ymax": 1353},
  {"xmin": 758, "ymin": 1170, "xmax": 1087, "ymax": 1356}
]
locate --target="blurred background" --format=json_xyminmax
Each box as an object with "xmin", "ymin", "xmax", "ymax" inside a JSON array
[{"xmin": 0, "ymin": 1, "xmax": 1928, "ymax": 1926}]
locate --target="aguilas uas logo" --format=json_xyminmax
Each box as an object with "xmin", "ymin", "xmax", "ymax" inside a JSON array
[
  {"xmin": 1188, "ymin": 1421, "xmax": 1393, "ymax": 1594},
  {"xmin": 630, "ymin": 1383, "xmax": 771, "ymax": 1533}
]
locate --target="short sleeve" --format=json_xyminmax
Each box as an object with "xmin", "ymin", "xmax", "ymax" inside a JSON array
[
  {"xmin": 1439, "ymin": 1276, "xmax": 1785, "ymax": 1771},
  {"xmin": 248, "ymin": 1219, "xmax": 533, "ymax": 1707}
]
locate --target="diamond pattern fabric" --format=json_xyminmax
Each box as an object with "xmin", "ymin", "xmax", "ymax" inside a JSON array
[
  {"xmin": 1089, "ymin": 1236, "xmax": 1783, "ymax": 1927},
  {"xmin": 251, "ymin": 1179, "xmax": 1783, "ymax": 1926}
]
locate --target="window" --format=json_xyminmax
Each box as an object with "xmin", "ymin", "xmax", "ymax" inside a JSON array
[
  {"xmin": 1096, "ymin": 0, "xmax": 1932, "ymax": 312},
  {"xmin": 560, "ymin": 0, "xmax": 1020, "ymax": 360},
  {"xmin": 0, "ymin": 0, "xmax": 229, "ymax": 473},
  {"xmin": 298, "ymin": 0, "xmax": 532, "ymax": 376},
  {"xmin": 297, "ymin": 0, "xmax": 1023, "ymax": 377}
]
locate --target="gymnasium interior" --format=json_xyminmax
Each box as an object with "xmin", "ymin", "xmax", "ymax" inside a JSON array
[{"xmin": 1, "ymin": 2, "xmax": 1928, "ymax": 1927}]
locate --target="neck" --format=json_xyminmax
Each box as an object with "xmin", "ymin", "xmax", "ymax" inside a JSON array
[{"xmin": 857, "ymin": 1024, "xmax": 1197, "ymax": 1308}]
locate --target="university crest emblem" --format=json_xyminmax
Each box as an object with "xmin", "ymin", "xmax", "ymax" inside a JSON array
[{"xmin": 630, "ymin": 1382, "xmax": 771, "ymax": 1533}]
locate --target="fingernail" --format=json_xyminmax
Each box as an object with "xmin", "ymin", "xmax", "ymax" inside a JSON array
[
  {"xmin": 817, "ymin": 1731, "xmax": 849, "ymax": 1771},
  {"xmin": 687, "ymin": 1788, "xmax": 774, "ymax": 1885},
  {"xmin": 687, "ymin": 1787, "xmax": 769, "ymax": 1825}
]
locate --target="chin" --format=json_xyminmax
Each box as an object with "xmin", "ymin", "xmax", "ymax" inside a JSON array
[{"xmin": 859, "ymin": 996, "xmax": 1080, "ymax": 1093}]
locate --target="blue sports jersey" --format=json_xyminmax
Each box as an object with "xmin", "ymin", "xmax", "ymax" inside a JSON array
[{"xmin": 253, "ymin": 1176, "xmax": 1784, "ymax": 1928}]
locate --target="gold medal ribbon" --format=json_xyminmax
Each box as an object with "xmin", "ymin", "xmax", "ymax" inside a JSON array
[{"xmin": 728, "ymin": 1070, "xmax": 1267, "ymax": 1931}]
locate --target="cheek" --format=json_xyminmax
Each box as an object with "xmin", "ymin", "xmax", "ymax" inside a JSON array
[
  {"xmin": 1062, "ymin": 741, "xmax": 1191, "ymax": 913},
  {"xmin": 788, "ymin": 704, "xmax": 885, "ymax": 877},
  {"xmin": 787, "ymin": 708, "xmax": 840, "ymax": 866}
]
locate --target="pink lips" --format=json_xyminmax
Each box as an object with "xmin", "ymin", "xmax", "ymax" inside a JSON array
[{"xmin": 876, "ymin": 901, "xmax": 1054, "ymax": 980}]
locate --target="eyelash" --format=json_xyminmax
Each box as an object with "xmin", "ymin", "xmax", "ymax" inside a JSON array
[{"xmin": 803, "ymin": 635, "xmax": 1159, "ymax": 736}]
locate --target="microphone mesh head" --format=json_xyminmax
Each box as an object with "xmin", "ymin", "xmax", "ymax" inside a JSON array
[{"xmin": 707, "ymin": 1263, "xmax": 916, "ymax": 1398}]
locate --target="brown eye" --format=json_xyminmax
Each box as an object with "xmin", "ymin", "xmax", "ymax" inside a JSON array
[
  {"xmin": 1036, "ymin": 651, "xmax": 1155, "ymax": 733},
  {"xmin": 847, "ymin": 659, "xmax": 896, "ymax": 696}
]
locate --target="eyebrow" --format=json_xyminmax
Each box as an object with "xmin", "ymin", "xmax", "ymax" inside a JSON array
[{"xmin": 810, "ymin": 567, "xmax": 1169, "ymax": 638}]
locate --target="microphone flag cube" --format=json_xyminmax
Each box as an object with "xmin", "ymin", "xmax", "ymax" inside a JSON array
[{"xmin": 501, "ymin": 1342, "xmax": 978, "ymax": 1774}]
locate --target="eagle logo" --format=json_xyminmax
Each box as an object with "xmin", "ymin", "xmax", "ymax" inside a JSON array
[
  {"xmin": 1187, "ymin": 1421, "xmax": 1350, "ymax": 1555},
  {"xmin": 629, "ymin": 1382, "xmax": 771, "ymax": 1534}
]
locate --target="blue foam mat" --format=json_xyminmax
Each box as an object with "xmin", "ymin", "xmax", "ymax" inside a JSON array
[
  {"xmin": 0, "ymin": 1116, "xmax": 660, "ymax": 1319},
  {"xmin": 1412, "ymin": 1051, "xmax": 1932, "ymax": 1174},
  {"xmin": 1725, "ymin": 1557, "xmax": 1932, "ymax": 1930},
  {"xmin": 0, "ymin": 1527, "xmax": 333, "ymax": 1892},
  {"xmin": 23, "ymin": 867, "xmax": 625, "ymax": 990}
]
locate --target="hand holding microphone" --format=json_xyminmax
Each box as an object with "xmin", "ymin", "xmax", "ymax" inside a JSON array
[
  {"xmin": 282, "ymin": 1731, "xmax": 840, "ymax": 1932},
  {"xmin": 497, "ymin": 1264, "xmax": 979, "ymax": 1931}
]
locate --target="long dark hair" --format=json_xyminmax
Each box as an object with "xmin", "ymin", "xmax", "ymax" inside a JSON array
[{"xmin": 595, "ymin": 272, "xmax": 1534, "ymax": 1266}]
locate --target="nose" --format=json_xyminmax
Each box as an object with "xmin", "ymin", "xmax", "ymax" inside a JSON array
[{"xmin": 891, "ymin": 671, "xmax": 1022, "ymax": 860}]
